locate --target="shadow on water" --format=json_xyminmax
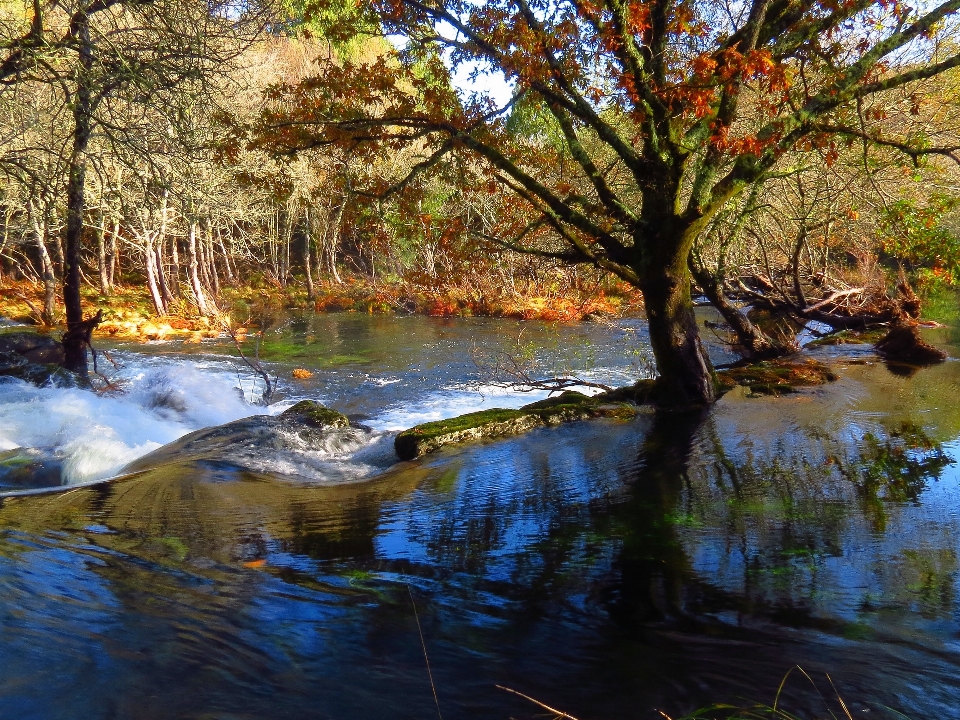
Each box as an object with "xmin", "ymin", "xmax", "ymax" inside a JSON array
[{"xmin": 1, "ymin": 314, "xmax": 960, "ymax": 718}]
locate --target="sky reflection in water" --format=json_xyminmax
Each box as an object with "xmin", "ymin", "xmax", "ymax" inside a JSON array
[{"xmin": 0, "ymin": 314, "xmax": 958, "ymax": 719}]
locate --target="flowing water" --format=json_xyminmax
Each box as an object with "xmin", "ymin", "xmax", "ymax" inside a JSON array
[{"xmin": 0, "ymin": 311, "xmax": 959, "ymax": 719}]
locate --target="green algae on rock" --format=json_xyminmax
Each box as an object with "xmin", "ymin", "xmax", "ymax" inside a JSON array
[
  {"xmin": 280, "ymin": 401, "xmax": 350, "ymax": 428},
  {"xmin": 394, "ymin": 390, "xmax": 641, "ymax": 461},
  {"xmin": 716, "ymin": 358, "xmax": 839, "ymax": 397}
]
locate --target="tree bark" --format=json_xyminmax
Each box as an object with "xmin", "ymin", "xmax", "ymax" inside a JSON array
[
  {"xmin": 144, "ymin": 233, "xmax": 166, "ymax": 316},
  {"xmin": 689, "ymin": 259, "xmax": 785, "ymax": 359},
  {"xmin": 634, "ymin": 225, "xmax": 716, "ymax": 408},
  {"xmin": 62, "ymin": 5, "xmax": 93, "ymax": 375},
  {"xmin": 29, "ymin": 203, "xmax": 57, "ymax": 325},
  {"xmin": 97, "ymin": 213, "xmax": 111, "ymax": 295},
  {"xmin": 216, "ymin": 226, "xmax": 235, "ymax": 285},
  {"xmin": 187, "ymin": 221, "xmax": 209, "ymax": 315},
  {"xmin": 107, "ymin": 217, "xmax": 119, "ymax": 288},
  {"xmin": 303, "ymin": 206, "xmax": 315, "ymax": 300}
]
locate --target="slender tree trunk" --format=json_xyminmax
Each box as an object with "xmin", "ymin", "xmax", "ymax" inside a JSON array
[
  {"xmin": 205, "ymin": 221, "xmax": 220, "ymax": 295},
  {"xmin": 169, "ymin": 233, "xmax": 180, "ymax": 291},
  {"xmin": 29, "ymin": 204, "xmax": 57, "ymax": 326},
  {"xmin": 155, "ymin": 192, "xmax": 174, "ymax": 308},
  {"xmin": 303, "ymin": 206, "xmax": 315, "ymax": 300},
  {"xmin": 144, "ymin": 232, "xmax": 166, "ymax": 316},
  {"xmin": 326, "ymin": 199, "xmax": 344, "ymax": 284},
  {"xmin": 96, "ymin": 213, "xmax": 111, "ymax": 295},
  {"xmin": 107, "ymin": 217, "xmax": 118, "ymax": 288},
  {"xmin": 0, "ymin": 206, "xmax": 9, "ymax": 284},
  {"xmin": 634, "ymin": 223, "xmax": 715, "ymax": 408},
  {"xmin": 188, "ymin": 221, "xmax": 209, "ymax": 315},
  {"xmin": 217, "ymin": 226, "xmax": 235, "ymax": 285},
  {"xmin": 156, "ymin": 246, "xmax": 174, "ymax": 309},
  {"xmin": 689, "ymin": 259, "xmax": 783, "ymax": 359},
  {"xmin": 62, "ymin": 8, "xmax": 95, "ymax": 375}
]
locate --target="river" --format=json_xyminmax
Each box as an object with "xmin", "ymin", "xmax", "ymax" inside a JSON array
[{"xmin": 0, "ymin": 311, "xmax": 958, "ymax": 719}]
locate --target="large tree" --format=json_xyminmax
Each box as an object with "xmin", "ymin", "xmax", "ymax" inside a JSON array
[{"xmin": 260, "ymin": 0, "xmax": 960, "ymax": 407}]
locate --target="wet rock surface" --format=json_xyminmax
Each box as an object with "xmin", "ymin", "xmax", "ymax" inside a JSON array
[
  {"xmin": 0, "ymin": 448, "xmax": 63, "ymax": 489},
  {"xmin": 394, "ymin": 390, "xmax": 642, "ymax": 461},
  {"xmin": 0, "ymin": 331, "xmax": 82, "ymax": 387},
  {"xmin": 0, "ymin": 332, "xmax": 65, "ymax": 364},
  {"xmin": 120, "ymin": 403, "xmax": 373, "ymax": 480}
]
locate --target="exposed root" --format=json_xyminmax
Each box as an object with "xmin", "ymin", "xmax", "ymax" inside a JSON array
[{"xmin": 874, "ymin": 323, "xmax": 947, "ymax": 366}]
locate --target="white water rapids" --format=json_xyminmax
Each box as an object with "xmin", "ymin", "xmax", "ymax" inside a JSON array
[{"xmin": 0, "ymin": 350, "xmax": 626, "ymax": 487}]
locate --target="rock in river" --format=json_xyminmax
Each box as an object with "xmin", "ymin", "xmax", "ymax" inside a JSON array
[
  {"xmin": 120, "ymin": 401, "xmax": 379, "ymax": 482},
  {"xmin": 0, "ymin": 331, "xmax": 82, "ymax": 387}
]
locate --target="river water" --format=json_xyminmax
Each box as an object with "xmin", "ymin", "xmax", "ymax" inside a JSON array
[{"xmin": 0, "ymin": 312, "xmax": 959, "ymax": 719}]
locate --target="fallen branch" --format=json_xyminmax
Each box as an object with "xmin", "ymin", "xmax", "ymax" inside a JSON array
[
  {"xmin": 496, "ymin": 685, "xmax": 581, "ymax": 720},
  {"xmin": 219, "ymin": 317, "xmax": 274, "ymax": 404}
]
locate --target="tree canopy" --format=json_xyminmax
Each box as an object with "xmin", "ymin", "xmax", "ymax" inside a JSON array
[{"xmin": 259, "ymin": 0, "xmax": 960, "ymax": 406}]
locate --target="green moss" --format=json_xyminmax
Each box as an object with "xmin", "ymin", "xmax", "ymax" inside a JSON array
[
  {"xmin": 807, "ymin": 328, "xmax": 887, "ymax": 346},
  {"xmin": 394, "ymin": 395, "xmax": 639, "ymax": 461},
  {"xmin": 281, "ymin": 401, "xmax": 349, "ymax": 428},
  {"xmin": 717, "ymin": 359, "xmax": 837, "ymax": 397}
]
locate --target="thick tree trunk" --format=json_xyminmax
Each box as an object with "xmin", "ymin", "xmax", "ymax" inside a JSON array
[{"xmin": 635, "ymin": 229, "xmax": 715, "ymax": 408}]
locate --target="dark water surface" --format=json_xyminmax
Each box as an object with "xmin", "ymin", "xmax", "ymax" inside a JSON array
[{"xmin": 1, "ymin": 313, "xmax": 960, "ymax": 719}]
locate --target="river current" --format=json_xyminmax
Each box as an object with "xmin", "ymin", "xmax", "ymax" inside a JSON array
[{"xmin": 0, "ymin": 311, "xmax": 959, "ymax": 719}]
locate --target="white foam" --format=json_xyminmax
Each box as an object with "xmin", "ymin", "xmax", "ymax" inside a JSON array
[
  {"xmin": 369, "ymin": 382, "xmax": 592, "ymax": 431},
  {"xmin": 0, "ymin": 358, "xmax": 265, "ymax": 485}
]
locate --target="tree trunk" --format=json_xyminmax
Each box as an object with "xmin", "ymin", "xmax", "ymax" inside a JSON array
[
  {"xmin": 107, "ymin": 217, "xmax": 119, "ymax": 289},
  {"xmin": 205, "ymin": 221, "xmax": 220, "ymax": 295},
  {"xmin": 62, "ymin": 8, "xmax": 94, "ymax": 375},
  {"xmin": 217, "ymin": 226, "xmax": 235, "ymax": 285},
  {"xmin": 97, "ymin": 213, "xmax": 111, "ymax": 296},
  {"xmin": 188, "ymin": 221, "xmax": 209, "ymax": 315},
  {"xmin": 325, "ymin": 199, "xmax": 345, "ymax": 284},
  {"xmin": 144, "ymin": 232, "xmax": 166, "ymax": 316},
  {"xmin": 156, "ymin": 246, "xmax": 174, "ymax": 309},
  {"xmin": 635, "ymin": 229, "xmax": 715, "ymax": 408},
  {"xmin": 689, "ymin": 259, "xmax": 784, "ymax": 359},
  {"xmin": 29, "ymin": 204, "xmax": 57, "ymax": 326},
  {"xmin": 304, "ymin": 206, "xmax": 315, "ymax": 301}
]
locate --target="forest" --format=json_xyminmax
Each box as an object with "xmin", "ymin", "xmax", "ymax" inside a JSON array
[
  {"xmin": 1, "ymin": 0, "xmax": 958, "ymax": 399},
  {"xmin": 2, "ymin": 2, "xmax": 960, "ymax": 719}
]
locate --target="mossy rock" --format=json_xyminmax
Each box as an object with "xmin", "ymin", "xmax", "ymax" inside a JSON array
[
  {"xmin": 394, "ymin": 392, "xmax": 639, "ymax": 461},
  {"xmin": 280, "ymin": 401, "xmax": 350, "ymax": 429},
  {"xmin": 716, "ymin": 358, "xmax": 837, "ymax": 396},
  {"xmin": 807, "ymin": 328, "xmax": 887, "ymax": 347}
]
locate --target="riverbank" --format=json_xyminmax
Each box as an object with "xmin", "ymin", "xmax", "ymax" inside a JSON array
[{"xmin": 0, "ymin": 274, "xmax": 646, "ymax": 341}]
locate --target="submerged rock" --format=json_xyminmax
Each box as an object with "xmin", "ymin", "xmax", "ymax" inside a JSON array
[
  {"xmin": 394, "ymin": 390, "xmax": 641, "ymax": 461},
  {"xmin": 0, "ymin": 448, "xmax": 63, "ymax": 490},
  {"xmin": 121, "ymin": 403, "xmax": 372, "ymax": 481},
  {"xmin": 0, "ymin": 332, "xmax": 82, "ymax": 388}
]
